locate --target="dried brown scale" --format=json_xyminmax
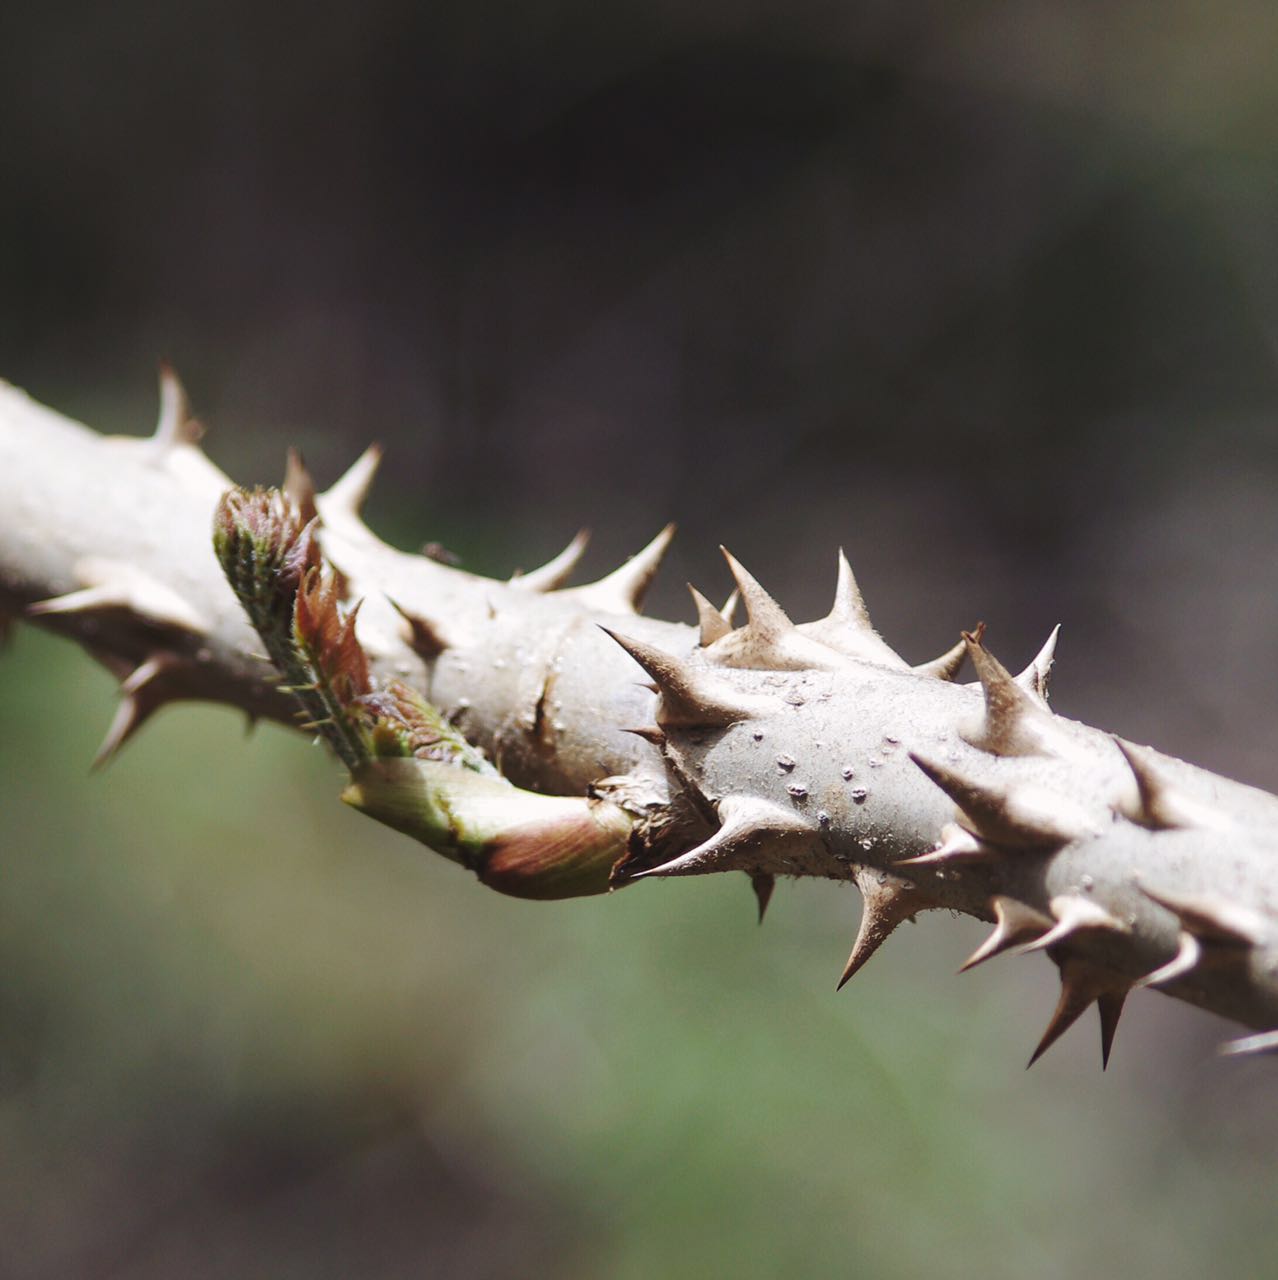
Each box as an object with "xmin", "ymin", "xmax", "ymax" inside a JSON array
[{"xmin": 6, "ymin": 374, "xmax": 1278, "ymax": 1059}]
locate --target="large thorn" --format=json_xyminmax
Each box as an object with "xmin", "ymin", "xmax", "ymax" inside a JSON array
[
  {"xmin": 1113, "ymin": 739, "xmax": 1224, "ymax": 831},
  {"xmin": 909, "ymin": 752, "xmax": 1095, "ymax": 849},
  {"xmin": 720, "ymin": 548, "xmax": 793, "ymax": 639},
  {"xmin": 93, "ymin": 654, "xmax": 187, "ymax": 769},
  {"xmin": 829, "ymin": 549, "xmax": 873, "ymax": 629},
  {"xmin": 283, "ymin": 448, "xmax": 318, "ymax": 524},
  {"xmin": 28, "ymin": 558, "xmax": 205, "ymax": 636},
  {"xmin": 1220, "ymin": 1029, "xmax": 1278, "ymax": 1057},
  {"xmin": 1014, "ymin": 895, "xmax": 1126, "ymax": 955},
  {"xmin": 566, "ymin": 525, "xmax": 675, "ymax": 615},
  {"xmin": 689, "ymin": 585, "xmax": 733, "ymax": 646},
  {"xmin": 600, "ymin": 628, "xmax": 772, "ymax": 728},
  {"xmin": 322, "ymin": 444, "xmax": 383, "ymax": 519},
  {"xmin": 1016, "ymin": 624, "xmax": 1060, "ymax": 706},
  {"xmin": 913, "ymin": 638, "xmax": 967, "ymax": 682},
  {"xmin": 795, "ymin": 551, "xmax": 909, "ymax": 669},
  {"xmin": 1027, "ymin": 954, "xmax": 1130, "ymax": 1070},
  {"xmin": 958, "ymin": 896, "xmax": 1054, "ymax": 972},
  {"xmin": 751, "ymin": 872, "xmax": 776, "ymax": 924},
  {"xmin": 1138, "ymin": 883, "xmax": 1269, "ymax": 948},
  {"xmin": 512, "ymin": 530, "xmax": 591, "ymax": 592},
  {"xmin": 838, "ymin": 868, "xmax": 936, "ymax": 989},
  {"xmin": 634, "ymin": 795, "xmax": 817, "ymax": 879},
  {"xmin": 962, "ymin": 625, "xmax": 1056, "ymax": 756},
  {"xmin": 897, "ymin": 822, "xmax": 991, "ymax": 867},
  {"xmin": 153, "ymin": 361, "xmax": 203, "ymax": 449}
]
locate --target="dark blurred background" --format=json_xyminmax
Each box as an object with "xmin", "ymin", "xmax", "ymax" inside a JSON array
[{"xmin": 5, "ymin": 2, "xmax": 1278, "ymax": 1276}]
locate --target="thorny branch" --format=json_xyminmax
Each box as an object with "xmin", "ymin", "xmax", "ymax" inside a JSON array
[{"xmin": 3, "ymin": 371, "xmax": 1278, "ymax": 1067}]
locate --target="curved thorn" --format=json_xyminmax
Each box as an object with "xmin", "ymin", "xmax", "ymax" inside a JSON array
[
  {"xmin": 92, "ymin": 654, "xmax": 185, "ymax": 770},
  {"xmin": 1014, "ymin": 895, "xmax": 1126, "ymax": 956},
  {"xmin": 634, "ymin": 795, "xmax": 816, "ymax": 879},
  {"xmin": 323, "ymin": 444, "xmax": 383, "ymax": 517},
  {"xmin": 570, "ymin": 525, "xmax": 675, "ymax": 615},
  {"xmin": 1134, "ymin": 931, "xmax": 1202, "ymax": 990},
  {"xmin": 913, "ymin": 638, "xmax": 968, "ymax": 682},
  {"xmin": 512, "ymin": 529, "xmax": 591, "ymax": 592},
  {"xmin": 720, "ymin": 590, "xmax": 740, "ymax": 626},
  {"xmin": 897, "ymin": 822, "xmax": 989, "ymax": 867},
  {"xmin": 1113, "ymin": 738, "xmax": 1225, "ymax": 831},
  {"xmin": 838, "ymin": 869, "xmax": 935, "ymax": 989},
  {"xmin": 689, "ymin": 584, "xmax": 732, "ymax": 646},
  {"xmin": 958, "ymin": 896, "xmax": 1054, "ymax": 972}
]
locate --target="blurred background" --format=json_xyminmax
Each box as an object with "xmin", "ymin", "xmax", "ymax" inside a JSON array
[{"xmin": 4, "ymin": 1, "xmax": 1278, "ymax": 1275}]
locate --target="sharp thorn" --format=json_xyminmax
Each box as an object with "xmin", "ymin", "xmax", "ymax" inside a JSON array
[
  {"xmin": 91, "ymin": 654, "xmax": 184, "ymax": 769},
  {"xmin": 689, "ymin": 584, "xmax": 733, "ymax": 646},
  {"xmin": 1137, "ymin": 883, "xmax": 1268, "ymax": 947},
  {"xmin": 909, "ymin": 751, "xmax": 1093, "ymax": 848},
  {"xmin": 751, "ymin": 872, "xmax": 776, "ymax": 924},
  {"xmin": 389, "ymin": 598, "xmax": 452, "ymax": 659},
  {"xmin": 1014, "ymin": 895, "xmax": 1126, "ymax": 956},
  {"xmin": 962, "ymin": 625, "xmax": 1052, "ymax": 756},
  {"xmin": 958, "ymin": 896, "xmax": 1053, "ymax": 972},
  {"xmin": 1098, "ymin": 988, "xmax": 1127, "ymax": 1070},
  {"xmin": 283, "ymin": 447, "xmax": 318, "ymax": 523},
  {"xmin": 512, "ymin": 529, "xmax": 591, "ymax": 592},
  {"xmin": 623, "ymin": 726, "xmax": 666, "ymax": 745},
  {"xmin": 1134, "ymin": 931, "xmax": 1202, "ymax": 990},
  {"xmin": 633, "ymin": 795, "xmax": 816, "ymax": 880},
  {"xmin": 838, "ymin": 868, "xmax": 936, "ymax": 989},
  {"xmin": 913, "ymin": 638, "xmax": 968, "ymax": 682},
  {"xmin": 322, "ymin": 443, "xmax": 383, "ymax": 518},
  {"xmin": 567, "ymin": 524, "xmax": 675, "ymax": 615},
  {"xmin": 600, "ymin": 627, "xmax": 771, "ymax": 727},
  {"xmin": 1016, "ymin": 624, "xmax": 1060, "ymax": 706},
  {"xmin": 829, "ymin": 549, "xmax": 873, "ymax": 629},
  {"xmin": 719, "ymin": 547, "xmax": 793, "ymax": 637},
  {"xmin": 153, "ymin": 361, "xmax": 203, "ymax": 448},
  {"xmin": 1027, "ymin": 956, "xmax": 1108, "ymax": 1069},
  {"xmin": 28, "ymin": 561, "xmax": 205, "ymax": 635},
  {"xmin": 1113, "ymin": 738, "xmax": 1222, "ymax": 831},
  {"xmin": 897, "ymin": 822, "xmax": 990, "ymax": 867}
]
